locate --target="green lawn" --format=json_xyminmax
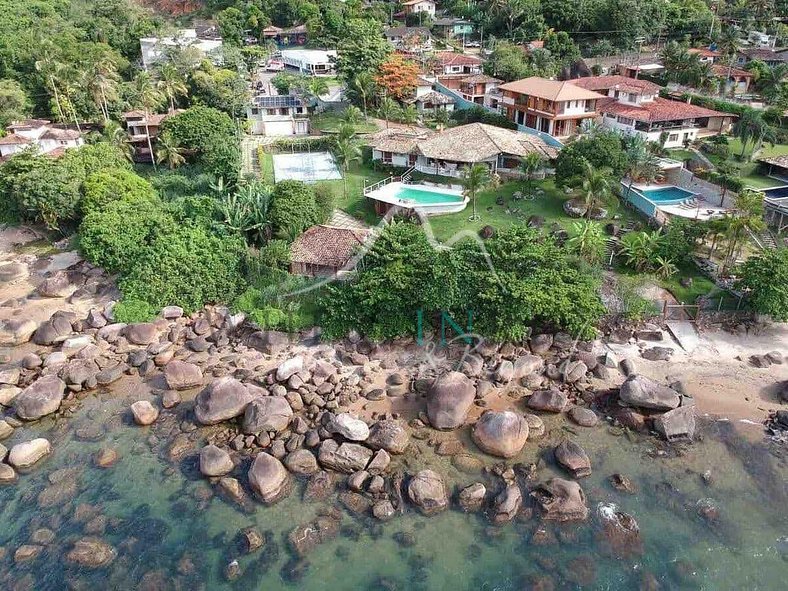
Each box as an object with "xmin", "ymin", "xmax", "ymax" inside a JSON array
[
  {"xmin": 310, "ymin": 113, "xmax": 379, "ymax": 135},
  {"xmin": 726, "ymin": 138, "xmax": 788, "ymax": 159},
  {"xmin": 667, "ymin": 149, "xmax": 695, "ymax": 162}
]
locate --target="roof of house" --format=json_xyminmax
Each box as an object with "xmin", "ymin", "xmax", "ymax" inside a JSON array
[
  {"xmin": 433, "ymin": 51, "xmax": 482, "ymax": 67},
  {"xmin": 289, "ymin": 225, "xmax": 367, "ymax": 268},
  {"xmin": 433, "ymin": 17, "xmax": 472, "ymax": 26},
  {"xmin": 739, "ymin": 47, "xmax": 788, "ymax": 61},
  {"xmin": 402, "ymin": 0, "xmax": 434, "ymax": 5},
  {"xmin": 416, "ymin": 123, "xmax": 558, "ymax": 162},
  {"xmin": 0, "ymin": 133, "xmax": 31, "ymax": 146},
  {"xmin": 122, "ymin": 111, "xmax": 178, "ymax": 125},
  {"xmin": 385, "ymin": 26, "xmax": 432, "ymax": 38},
  {"xmin": 7, "ymin": 119, "xmax": 51, "ymax": 130},
  {"xmin": 570, "ymin": 75, "xmax": 662, "ymax": 95},
  {"xmin": 499, "ymin": 77, "xmax": 605, "ymax": 101},
  {"xmin": 597, "ymin": 96, "xmax": 730, "ymax": 123},
  {"xmin": 368, "ymin": 128, "xmax": 435, "ymax": 154},
  {"xmin": 711, "ymin": 63, "xmax": 753, "ymax": 78},
  {"xmin": 688, "ymin": 48, "xmax": 720, "ymax": 57},
  {"xmin": 408, "ymin": 91, "xmax": 455, "ymax": 105},
  {"xmin": 41, "ymin": 128, "xmax": 82, "ymax": 141},
  {"xmin": 416, "ymin": 76, "xmax": 434, "ymax": 86},
  {"xmin": 459, "ymin": 74, "xmax": 501, "ymax": 85},
  {"xmin": 759, "ymin": 154, "xmax": 788, "ymax": 170}
]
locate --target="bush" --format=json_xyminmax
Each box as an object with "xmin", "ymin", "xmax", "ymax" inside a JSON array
[
  {"xmin": 234, "ymin": 267, "xmax": 316, "ymax": 332},
  {"xmin": 81, "ymin": 169, "xmax": 158, "ymax": 215},
  {"xmin": 112, "ymin": 298, "xmax": 158, "ymax": 323},
  {"xmin": 256, "ymin": 239, "xmax": 291, "ymax": 270},
  {"xmin": 313, "ymin": 182, "xmax": 335, "ymax": 222},
  {"xmin": 739, "ymin": 248, "xmax": 788, "ymax": 320},
  {"xmin": 269, "ymin": 180, "xmax": 320, "ymax": 237},
  {"xmin": 451, "ymin": 106, "xmax": 517, "ymax": 130},
  {"xmin": 168, "ymin": 194, "xmax": 222, "ymax": 228},
  {"xmin": 555, "ymin": 131, "xmax": 627, "ymax": 186}
]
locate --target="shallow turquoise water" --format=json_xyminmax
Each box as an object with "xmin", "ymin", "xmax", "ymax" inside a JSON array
[
  {"xmin": 397, "ymin": 186, "xmax": 464, "ymax": 205},
  {"xmin": 639, "ymin": 186, "xmax": 695, "ymax": 204},
  {"xmin": 1, "ymin": 385, "xmax": 786, "ymax": 591}
]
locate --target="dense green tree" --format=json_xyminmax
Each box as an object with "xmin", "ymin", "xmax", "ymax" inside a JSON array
[
  {"xmin": 217, "ymin": 7, "xmax": 247, "ymax": 45},
  {"xmin": 484, "ymin": 42, "xmax": 531, "ymax": 81},
  {"xmin": 81, "ymin": 168, "xmax": 158, "ymax": 215},
  {"xmin": 554, "ymin": 131, "xmax": 628, "ymax": 185},
  {"xmin": 739, "ymin": 248, "xmax": 788, "ymax": 320},
  {"xmin": 336, "ymin": 19, "xmax": 391, "ymax": 85},
  {"xmin": 190, "ymin": 64, "xmax": 249, "ymax": 118},
  {"xmin": 269, "ymin": 180, "xmax": 321, "ymax": 237},
  {"xmin": 0, "ymin": 79, "xmax": 30, "ymax": 128}
]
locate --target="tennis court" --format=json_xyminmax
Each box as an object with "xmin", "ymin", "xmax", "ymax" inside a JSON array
[{"xmin": 272, "ymin": 151, "xmax": 342, "ymax": 183}]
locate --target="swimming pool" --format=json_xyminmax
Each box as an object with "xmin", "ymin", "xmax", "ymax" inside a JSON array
[
  {"xmin": 763, "ymin": 185, "xmax": 788, "ymax": 199},
  {"xmin": 365, "ymin": 181, "xmax": 468, "ymax": 215},
  {"xmin": 638, "ymin": 185, "xmax": 695, "ymax": 204},
  {"xmin": 396, "ymin": 186, "xmax": 465, "ymax": 205}
]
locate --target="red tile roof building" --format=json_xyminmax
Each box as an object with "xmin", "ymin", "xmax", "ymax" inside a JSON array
[
  {"xmin": 289, "ymin": 225, "xmax": 368, "ymax": 277},
  {"xmin": 0, "ymin": 119, "xmax": 84, "ymax": 160}
]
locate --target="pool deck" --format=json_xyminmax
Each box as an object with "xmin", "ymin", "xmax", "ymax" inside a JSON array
[
  {"xmin": 630, "ymin": 183, "xmax": 728, "ymax": 221},
  {"xmin": 365, "ymin": 181, "xmax": 468, "ymax": 215}
]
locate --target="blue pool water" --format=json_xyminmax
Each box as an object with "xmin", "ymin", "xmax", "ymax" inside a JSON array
[
  {"xmin": 397, "ymin": 186, "xmax": 464, "ymax": 205},
  {"xmin": 763, "ymin": 185, "xmax": 788, "ymax": 199},
  {"xmin": 638, "ymin": 186, "xmax": 694, "ymax": 204}
]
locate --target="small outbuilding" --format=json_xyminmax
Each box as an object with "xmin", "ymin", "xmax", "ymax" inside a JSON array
[{"xmin": 289, "ymin": 225, "xmax": 369, "ymax": 277}]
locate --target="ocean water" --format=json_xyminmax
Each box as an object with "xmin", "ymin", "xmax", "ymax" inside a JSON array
[{"xmin": 1, "ymin": 384, "xmax": 786, "ymax": 591}]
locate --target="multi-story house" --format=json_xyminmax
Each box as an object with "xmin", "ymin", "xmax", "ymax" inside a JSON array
[
  {"xmin": 498, "ymin": 77, "xmax": 603, "ymax": 138},
  {"xmin": 570, "ymin": 75, "xmax": 734, "ymax": 148},
  {"xmin": 247, "ymin": 94, "xmax": 309, "ymax": 136},
  {"xmin": 384, "ymin": 26, "xmax": 433, "ymax": 53},
  {"xmin": 401, "ymin": 0, "xmax": 436, "ymax": 18},
  {"xmin": 457, "ymin": 74, "xmax": 502, "ymax": 107},
  {"xmin": 122, "ymin": 110, "xmax": 181, "ymax": 162},
  {"xmin": 0, "ymin": 119, "xmax": 83, "ymax": 160},
  {"xmin": 432, "ymin": 52, "xmax": 483, "ymax": 78}
]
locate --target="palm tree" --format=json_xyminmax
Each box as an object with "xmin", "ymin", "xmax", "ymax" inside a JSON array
[
  {"xmin": 156, "ymin": 63, "xmax": 188, "ymax": 113},
  {"xmin": 129, "ymin": 72, "xmax": 164, "ymax": 170},
  {"xmin": 34, "ymin": 48, "xmax": 66, "ymax": 123},
  {"xmin": 717, "ymin": 26, "xmax": 741, "ymax": 98},
  {"xmin": 378, "ymin": 96, "xmax": 398, "ymax": 129},
  {"xmin": 623, "ymin": 136, "xmax": 659, "ymax": 201},
  {"xmin": 400, "ymin": 104, "xmax": 418, "ymax": 125},
  {"xmin": 462, "ymin": 162, "xmax": 492, "ymax": 221},
  {"xmin": 654, "ymin": 256, "xmax": 678, "ymax": 279},
  {"xmin": 333, "ymin": 136, "xmax": 361, "ymax": 196},
  {"xmin": 102, "ymin": 120, "xmax": 133, "ymax": 162},
  {"xmin": 353, "ymin": 72, "xmax": 375, "ymax": 120},
  {"xmin": 579, "ymin": 160, "xmax": 613, "ymax": 219},
  {"xmin": 83, "ymin": 55, "xmax": 120, "ymax": 122},
  {"xmin": 732, "ymin": 109, "xmax": 776, "ymax": 160},
  {"xmin": 757, "ymin": 64, "xmax": 788, "ymax": 104},
  {"xmin": 342, "ymin": 106, "xmax": 363, "ymax": 126},
  {"xmin": 301, "ymin": 77, "xmax": 329, "ymax": 106},
  {"xmin": 433, "ymin": 107, "xmax": 450, "ymax": 129},
  {"xmin": 721, "ymin": 189, "xmax": 766, "ymax": 271},
  {"xmin": 519, "ymin": 152, "xmax": 545, "ymax": 198},
  {"xmin": 155, "ymin": 132, "xmax": 185, "ymax": 169}
]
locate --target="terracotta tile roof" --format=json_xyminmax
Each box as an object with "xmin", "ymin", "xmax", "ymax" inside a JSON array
[
  {"xmin": 41, "ymin": 128, "xmax": 82, "ymax": 141},
  {"xmin": 759, "ymin": 155, "xmax": 788, "ymax": 169},
  {"xmin": 597, "ymin": 96, "xmax": 731, "ymax": 123},
  {"xmin": 459, "ymin": 74, "xmax": 501, "ymax": 84},
  {"xmin": 570, "ymin": 75, "xmax": 661, "ymax": 95},
  {"xmin": 433, "ymin": 51, "xmax": 482, "ymax": 67},
  {"xmin": 740, "ymin": 48, "xmax": 788, "ymax": 62},
  {"xmin": 368, "ymin": 128, "xmax": 435, "ymax": 154},
  {"xmin": 0, "ymin": 133, "xmax": 31, "ymax": 145},
  {"xmin": 711, "ymin": 64, "xmax": 753, "ymax": 78},
  {"xmin": 688, "ymin": 48, "xmax": 720, "ymax": 58},
  {"xmin": 416, "ymin": 76, "xmax": 434, "ymax": 86},
  {"xmin": 7, "ymin": 119, "xmax": 51, "ymax": 129},
  {"xmin": 402, "ymin": 0, "xmax": 434, "ymax": 5},
  {"xmin": 499, "ymin": 77, "xmax": 605, "ymax": 101},
  {"xmin": 290, "ymin": 225, "xmax": 367, "ymax": 268},
  {"xmin": 415, "ymin": 122, "xmax": 558, "ymax": 162}
]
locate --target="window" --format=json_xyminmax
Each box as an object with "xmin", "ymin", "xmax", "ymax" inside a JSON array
[
  {"xmin": 668, "ymin": 133, "xmax": 679, "ymax": 142},
  {"xmin": 628, "ymin": 93, "xmax": 638, "ymax": 102},
  {"xmin": 617, "ymin": 116, "xmax": 634, "ymax": 126},
  {"xmin": 251, "ymin": 108, "xmax": 259, "ymax": 115}
]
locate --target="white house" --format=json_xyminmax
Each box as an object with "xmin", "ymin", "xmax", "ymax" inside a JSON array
[
  {"xmin": 402, "ymin": 0, "xmax": 436, "ymax": 17},
  {"xmin": 0, "ymin": 119, "xmax": 84, "ymax": 160},
  {"xmin": 140, "ymin": 29, "xmax": 223, "ymax": 70},
  {"xmin": 247, "ymin": 94, "xmax": 309, "ymax": 136},
  {"xmin": 281, "ymin": 49, "xmax": 337, "ymax": 75},
  {"xmin": 571, "ymin": 75, "xmax": 734, "ymax": 148}
]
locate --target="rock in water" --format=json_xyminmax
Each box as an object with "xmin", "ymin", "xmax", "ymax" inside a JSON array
[
  {"xmin": 426, "ymin": 371, "xmax": 475, "ymax": 430},
  {"xmin": 194, "ymin": 377, "xmax": 255, "ymax": 425},
  {"xmin": 408, "ymin": 470, "xmax": 448, "ymax": 516},
  {"xmin": 248, "ymin": 453, "xmax": 290, "ymax": 504},
  {"xmin": 569, "ymin": 407, "xmax": 598, "ymax": 427},
  {"xmin": 242, "ymin": 397, "xmax": 293, "ymax": 434},
  {"xmin": 366, "ymin": 420, "xmax": 410, "ymax": 454},
  {"xmin": 458, "ymin": 483, "xmax": 486, "ymax": 512},
  {"xmin": 492, "ymin": 484, "xmax": 522, "ymax": 525},
  {"xmin": 283, "ymin": 449, "xmax": 319, "ymax": 475},
  {"xmin": 596, "ymin": 503, "xmax": 642, "ymax": 558},
  {"xmin": 130, "ymin": 401, "xmax": 159, "ymax": 426},
  {"xmin": 8, "ymin": 438, "xmax": 51, "ymax": 469},
  {"xmin": 531, "ymin": 478, "xmax": 589, "ymax": 522},
  {"xmin": 317, "ymin": 440, "xmax": 372, "ymax": 474},
  {"xmin": 653, "ymin": 406, "xmax": 696, "ymax": 442},
  {"xmin": 328, "ymin": 413, "xmax": 370, "ymax": 441},
  {"xmin": 471, "ymin": 411, "xmax": 529, "ymax": 458},
  {"xmin": 164, "ymin": 361, "xmax": 203, "ymax": 390},
  {"xmin": 527, "ymin": 389, "xmax": 568, "ymax": 413},
  {"xmin": 13, "ymin": 375, "xmax": 66, "ymax": 420},
  {"xmin": 618, "ymin": 375, "xmax": 680, "ymax": 411},
  {"xmin": 554, "ymin": 440, "xmax": 592, "ymax": 478},
  {"xmin": 199, "ymin": 445, "xmax": 234, "ymax": 477},
  {"xmin": 65, "ymin": 538, "xmax": 116, "ymax": 568}
]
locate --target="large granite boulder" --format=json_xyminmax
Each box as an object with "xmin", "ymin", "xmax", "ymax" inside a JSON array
[
  {"xmin": 531, "ymin": 478, "xmax": 589, "ymax": 522},
  {"xmin": 8, "ymin": 438, "xmax": 51, "ymax": 469},
  {"xmin": 14, "ymin": 375, "xmax": 66, "ymax": 420},
  {"xmin": 426, "ymin": 371, "xmax": 475, "ymax": 430},
  {"xmin": 247, "ymin": 330, "xmax": 290, "ymax": 355},
  {"xmin": 327, "ymin": 413, "xmax": 369, "ymax": 441},
  {"xmin": 653, "ymin": 406, "xmax": 696, "ymax": 442},
  {"xmin": 458, "ymin": 482, "xmax": 486, "ymax": 512},
  {"xmin": 471, "ymin": 411, "xmax": 529, "ymax": 458},
  {"xmin": 65, "ymin": 538, "xmax": 117, "ymax": 568},
  {"xmin": 366, "ymin": 420, "xmax": 410, "ymax": 454},
  {"xmin": 130, "ymin": 401, "xmax": 159, "ymax": 426},
  {"xmin": 407, "ymin": 469, "xmax": 448, "ymax": 516},
  {"xmin": 0, "ymin": 318, "xmax": 37, "ymax": 346},
  {"xmin": 241, "ymin": 396, "xmax": 293, "ymax": 434},
  {"xmin": 32, "ymin": 315, "xmax": 73, "ymax": 346},
  {"xmin": 194, "ymin": 377, "xmax": 255, "ymax": 425},
  {"xmin": 619, "ymin": 375, "xmax": 680, "ymax": 411},
  {"xmin": 554, "ymin": 440, "xmax": 592, "ymax": 478},
  {"xmin": 514, "ymin": 354, "xmax": 544, "ymax": 379},
  {"xmin": 199, "ymin": 445, "xmax": 234, "ymax": 477},
  {"xmin": 527, "ymin": 389, "xmax": 568, "ymax": 413},
  {"xmin": 248, "ymin": 452, "xmax": 290, "ymax": 504},
  {"xmin": 125, "ymin": 323, "xmax": 159, "ymax": 346},
  {"xmin": 491, "ymin": 484, "xmax": 522, "ymax": 525},
  {"xmin": 276, "ymin": 356, "xmax": 303, "ymax": 382},
  {"xmin": 164, "ymin": 361, "xmax": 203, "ymax": 390},
  {"xmin": 283, "ymin": 449, "xmax": 319, "ymax": 475},
  {"xmin": 317, "ymin": 439, "xmax": 372, "ymax": 473}
]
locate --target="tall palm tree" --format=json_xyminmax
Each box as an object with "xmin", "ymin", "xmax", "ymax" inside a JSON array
[
  {"xmin": 433, "ymin": 107, "xmax": 450, "ymax": 129},
  {"xmin": 400, "ymin": 104, "xmax": 418, "ymax": 125},
  {"xmin": 102, "ymin": 120, "xmax": 133, "ymax": 162},
  {"xmin": 717, "ymin": 26, "xmax": 741, "ymax": 98},
  {"xmin": 334, "ymin": 136, "xmax": 361, "ymax": 196},
  {"xmin": 519, "ymin": 152, "xmax": 544, "ymax": 198},
  {"xmin": 129, "ymin": 72, "xmax": 164, "ymax": 170},
  {"xmin": 722, "ymin": 189, "xmax": 766, "ymax": 271},
  {"xmin": 301, "ymin": 77, "xmax": 329, "ymax": 106},
  {"xmin": 353, "ymin": 72, "xmax": 375, "ymax": 120},
  {"xmin": 580, "ymin": 160, "xmax": 613, "ymax": 219},
  {"xmin": 378, "ymin": 96, "xmax": 398, "ymax": 129},
  {"xmin": 733, "ymin": 109, "xmax": 776, "ymax": 160},
  {"xmin": 156, "ymin": 132, "xmax": 185, "ymax": 169},
  {"xmin": 757, "ymin": 63, "xmax": 788, "ymax": 104},
  {"xmin": 623, "ymin": 136, "xmax": 659, "ymax": 201},
  {"xmin": 83, "ymin": 55, "xmax": 120, "ymax": 122},
  {"xmin": 156, "ymin": 63, "xmax": 188, "ymax": 113},
  {"xmin": 462, "ymin": 162, "xmax": 492, "ymax": 221},
  {"xmin": 34, "ymin": 55, "xmax": 67, "ymax": 123}
]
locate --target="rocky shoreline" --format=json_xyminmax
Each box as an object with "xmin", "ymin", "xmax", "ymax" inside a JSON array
[{"xmin": 1, "ymin": 234, "xmax": 786, "ymax": 589}]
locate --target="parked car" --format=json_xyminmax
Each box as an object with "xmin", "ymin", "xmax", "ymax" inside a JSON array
[
  {"xmin": 265, "ymin": 59, "xmax": 285, "ymax": 72},
  {"xmin": 465, "ymin": 41, "xmax": 481, "ymax": 48}
]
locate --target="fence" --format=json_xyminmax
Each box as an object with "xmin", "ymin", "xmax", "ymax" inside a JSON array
[{"xmin": 661, "ymin": 293, "xmax": 749, "ymax": 324}]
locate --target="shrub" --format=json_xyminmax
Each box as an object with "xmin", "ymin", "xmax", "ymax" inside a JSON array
[
  {"xmin": 81, "ymin": 169, "xmax": 158, "ymax": 215},
  {"xmin": 256, "ymin": 239, "xmax": 291, "ymax": 271},
  {"xmin": 112, "ymin": 298, "xmax": 158, "ymax": 323},
  {"xmin": 739, "ymin": 248, "xmax": 788, "ymax": 320},
  {"xmin": 234, "ymin": 267, "xmax": 316, "ymax": 332},
  {"xmin": 168, "ymin": 194, "xmax": 222, "ymax": 228},
  {"xmin": 451, "ymin": 105, "xmax": 518, "ymax": 130},
  {"xmin": 313, "ymin": 182, "xmax": 335, "ymax": 222},
  {"xmin": 269, "ymin": 180, "xmax": 320, "ymax": 237},
  {"xmin": 555, "ymin": 132, "xmax": 627, "ymax": 185}
]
